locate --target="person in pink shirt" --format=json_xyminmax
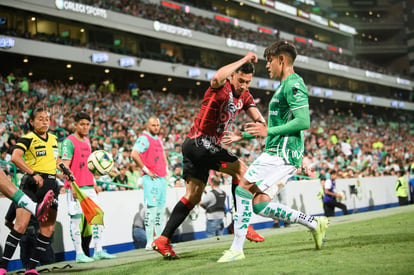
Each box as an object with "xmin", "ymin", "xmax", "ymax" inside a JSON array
[
  {"xmin": 131, "ymin": 116, "xmax": 168, "ymax": 251},
  {"xmin": 61, "ymin": 112, "xmax": 116, "ymax": 263}
]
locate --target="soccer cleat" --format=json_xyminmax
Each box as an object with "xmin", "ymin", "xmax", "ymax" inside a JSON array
[
  {"xmin": 93, "ymin": 250, "xmax": 117, "ymax": 260},
  {"xmin": 217, "ymin": 250, "xmax": 245, "ymax": 263},
  {"xmin": 24, "ymin": 269, "xmax": 39, "ymax": 274},
  {"xmin": 35, "ymin": 190, "xmax": 54, "ymax": 222},
  {"xmin": 246, "ymin": 225, "xmax": 265, "ymax": 242},
  {"xmin": 152, "ymin": 236, "xmax": 180, "ymax": 260},
  {"xmin": 76, "ymin": 252, "xmax": 95, "ymax": 263},
  {"xmin": 311, "ymin": 216, "xmax": 329, "ymax": 250},
  {"xmin": 0, "ymin": 268, "xmax": 7, "ymax": 275}
]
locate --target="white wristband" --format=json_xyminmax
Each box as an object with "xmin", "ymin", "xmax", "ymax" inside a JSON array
[{"xmin": 142, "ymin": 166, "xmax": 150, "ymax": 174}]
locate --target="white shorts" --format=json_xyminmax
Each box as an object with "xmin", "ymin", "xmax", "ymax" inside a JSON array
[
  {"xmin": 66, "ymin": 187, "xmax": 100, "ymax": 216},
  {"xmin": 244, "ymin": 152, "xmax": 297, "ymax": 197}
]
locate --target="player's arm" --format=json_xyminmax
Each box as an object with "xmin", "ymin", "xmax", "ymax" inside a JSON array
[
  {"xmin": 266, "ymin": 106, "xmax": 310, "ymax": 137},
  {"xmin": 210, "ymin": 52, "xmax": 258, "ymax": 89},
  {"xmin": 266, "ymin": 84, "xmax": 310, "ymax": 137},
  {"xmin": 59, "ymin": 138, "xmax": 76, "ymax": 182},
  {"xmin": 131, "ymin": 136, "xmax": 156, "ymax": 179},
  {"xmin": 11, "ymin": 138, "xmax": 45, "ymax": 187},
  {"xmin": 324, "ymin": 180, "xmax": 341, "ymax": 199},
  {"xmin": 242, "ymin": 106, "xmax": 266, "ymax": 140}
]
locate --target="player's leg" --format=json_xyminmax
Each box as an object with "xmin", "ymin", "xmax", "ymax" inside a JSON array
[
  {"xmin": 154, "ymin": 205, "xmax": 165, "ymax": 239},
  {"xmin": 230, "ymin": 176, "xmax": 264, "ymax": 242},
  {"xmin": 0, "ymin": 170, "xmax": 53, "ymax": 221},
  {"xmin": 25, "ymin": 207, "xmax": 57, "ymax": 273},
  {"xmin": 217, "ymin": 159, "xmax": 252, "ymax": 262},
  {"xmin": 152, "ymin": 176, "xmax": 206, "ymax": 259},
  {"xmin": 249, "ymin": 155, "xmax": 328, "ymax": 249},
  {"xmin": 25, "ymin": 178, "xmax": 59, "ymax": 273},
  {"xmin": 152, "ymin": 137, "xmax": 209, "ymax": 259},
  {"xmin": 0, "ymin": 208, "xmax": 31, "ymax": 273},
  {"xmin": 335, "ymin": 201, "xmax": 348, "ymax": 215},
  {"xmin": 67, "ymin": 188, "xmax": 94, "ymax": 263},
  {"xmin": 154, "ymin": 177, "xmax": 167, "ymax": 240},
  {"xmin": 84, "ymin": 188, "xmax": 115, "ymax": 260},
  {"xmin": 145, "ymin": 205, "xmax": 156, "ymax": 250}
]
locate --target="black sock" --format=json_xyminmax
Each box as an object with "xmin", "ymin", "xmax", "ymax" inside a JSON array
[
  {"xmin": 161, "ymin": 201, "xmax": 191, "ymax": 239},
  {"xmin": 26, "ymin": 234, "xmax": 51, "ymax": 270},
  {"xmin": 0, "ymin": 229, "xmax": 23, "ymax": 270}
]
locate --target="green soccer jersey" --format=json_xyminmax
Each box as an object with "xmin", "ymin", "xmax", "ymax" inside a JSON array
[{"xmin": 264, "ymin": 73, "xmax": 310, "ymax": 167}]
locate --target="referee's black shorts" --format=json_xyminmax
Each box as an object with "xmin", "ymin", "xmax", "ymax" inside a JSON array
[
  {"xmin": 20, "ymin": 173, "xmax": 59, "ymax": 210},
  {"xmin": 182, "ymin": 136, "xmax": 238, "ymax": 183}
]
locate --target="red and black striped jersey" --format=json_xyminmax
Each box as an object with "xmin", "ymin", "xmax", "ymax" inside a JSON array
[{"xmin": 187, "ymin": 79, "xmax": 256, "ymax": 144}]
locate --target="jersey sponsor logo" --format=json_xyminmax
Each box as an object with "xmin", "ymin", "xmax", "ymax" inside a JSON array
[
  {"xmin": 285, "ymin": 149, "xmax": 304, "ymax": 160},
  {"xmin": 269, "ymin": 110, "xmax": 278, "ymax": 116},
  {"xmin": 36, "ymin": 150, "xmax": 46, "ymax": 156}
]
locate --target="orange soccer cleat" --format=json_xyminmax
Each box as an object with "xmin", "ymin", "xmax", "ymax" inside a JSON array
[
  {"xmin": 246, "ymin": 225, "xmax": 265, "ymax": 242},
  {"xmin": 152, "ymin": 236, "xmax": 180, "ymax": 260}
]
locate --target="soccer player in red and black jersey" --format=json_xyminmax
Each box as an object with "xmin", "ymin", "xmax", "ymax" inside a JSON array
[{"xmin": 152, "ymin": 52, "xmax": 266, "ymax": 259}]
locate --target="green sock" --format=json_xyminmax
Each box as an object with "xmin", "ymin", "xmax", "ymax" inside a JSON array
[
  {"xmin": 12, "ymin": 190, "xmax": 36, "ymax": 215},
  {"xmin": 230, "ymin": 186, "xmax": 253, "ymax": 251}
]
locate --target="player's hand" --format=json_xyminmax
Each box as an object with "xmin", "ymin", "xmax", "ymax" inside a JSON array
[
  {"xmin": 71, "ymin": 187, "xmax": 78, "ymax": 200},
  {"xmin": 222, "ymin": 129, "xmax": 242, "ymax": 144},
  {"xmin": 245, "ymin": 122, "xmax": 267, "ymax": 137},
  {"xmin": 245, "ymin": 51, "xmax": 258, "ymax": 63},
  {"xmin": 32, "ymin": 174, "xmax": 44, "ymax": 187},
  {"xmin": 147, "ymin": 170, "xmax": 158, "ymax": 179},
  {"xmin": 93, "ymin": 184, "xmax": 101, "ymax": 194},
  {"xmin": 65, "ymin": 172, "xmax": 76, "ymax": 183}
]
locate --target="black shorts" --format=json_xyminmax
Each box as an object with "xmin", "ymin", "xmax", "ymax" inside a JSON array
[
  {"xmin": 182, "ymin": 136, "xmax": 238, "ymax": 183},
  {"xmin": 20, "ymin": 173, "xmax": 59, "ymax": 210}
]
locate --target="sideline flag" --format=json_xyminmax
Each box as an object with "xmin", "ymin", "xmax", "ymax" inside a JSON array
[{"xmin": 59, "ymin": 163, "xmax": 104, "ymax": 225}]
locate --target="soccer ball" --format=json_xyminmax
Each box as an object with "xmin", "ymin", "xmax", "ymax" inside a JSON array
[
  {"xmin": 337, "ymin": 191, "xmax": 346, "ymax": 201},
  {"xmin": 87, "ymin": 150, "xmax": 114, "ymax": 176}
]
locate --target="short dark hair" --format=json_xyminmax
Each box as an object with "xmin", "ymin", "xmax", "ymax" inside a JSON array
[
  {"xmin": 236, "ymin": 62, "xmax": 255, "ymax": 75},
  {"xmin": 264, "ymin": 40, "xmax": 297, "ymax": 62},
  {"xmin": 74, "ymin": 112, "xmax": 91, "ymax": 122}
]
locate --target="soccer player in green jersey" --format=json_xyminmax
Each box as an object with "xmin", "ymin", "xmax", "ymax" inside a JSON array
[{"xmin": 218, "ymin": 40, "xmax": 329, "ymax": 262}]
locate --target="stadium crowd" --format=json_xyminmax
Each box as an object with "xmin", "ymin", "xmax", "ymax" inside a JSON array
[
  {"xmin": 1, "ymin": 73, "xmax": 413, "ymax": 193},
  {"xmin": 0, "ymin": 0, "xmax": 407, "ymax": 79}
]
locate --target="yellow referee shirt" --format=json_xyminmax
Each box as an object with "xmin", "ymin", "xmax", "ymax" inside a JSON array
[{"xmin": 15, "ymin": 132, "xmax": 58, "ymax": 175}]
